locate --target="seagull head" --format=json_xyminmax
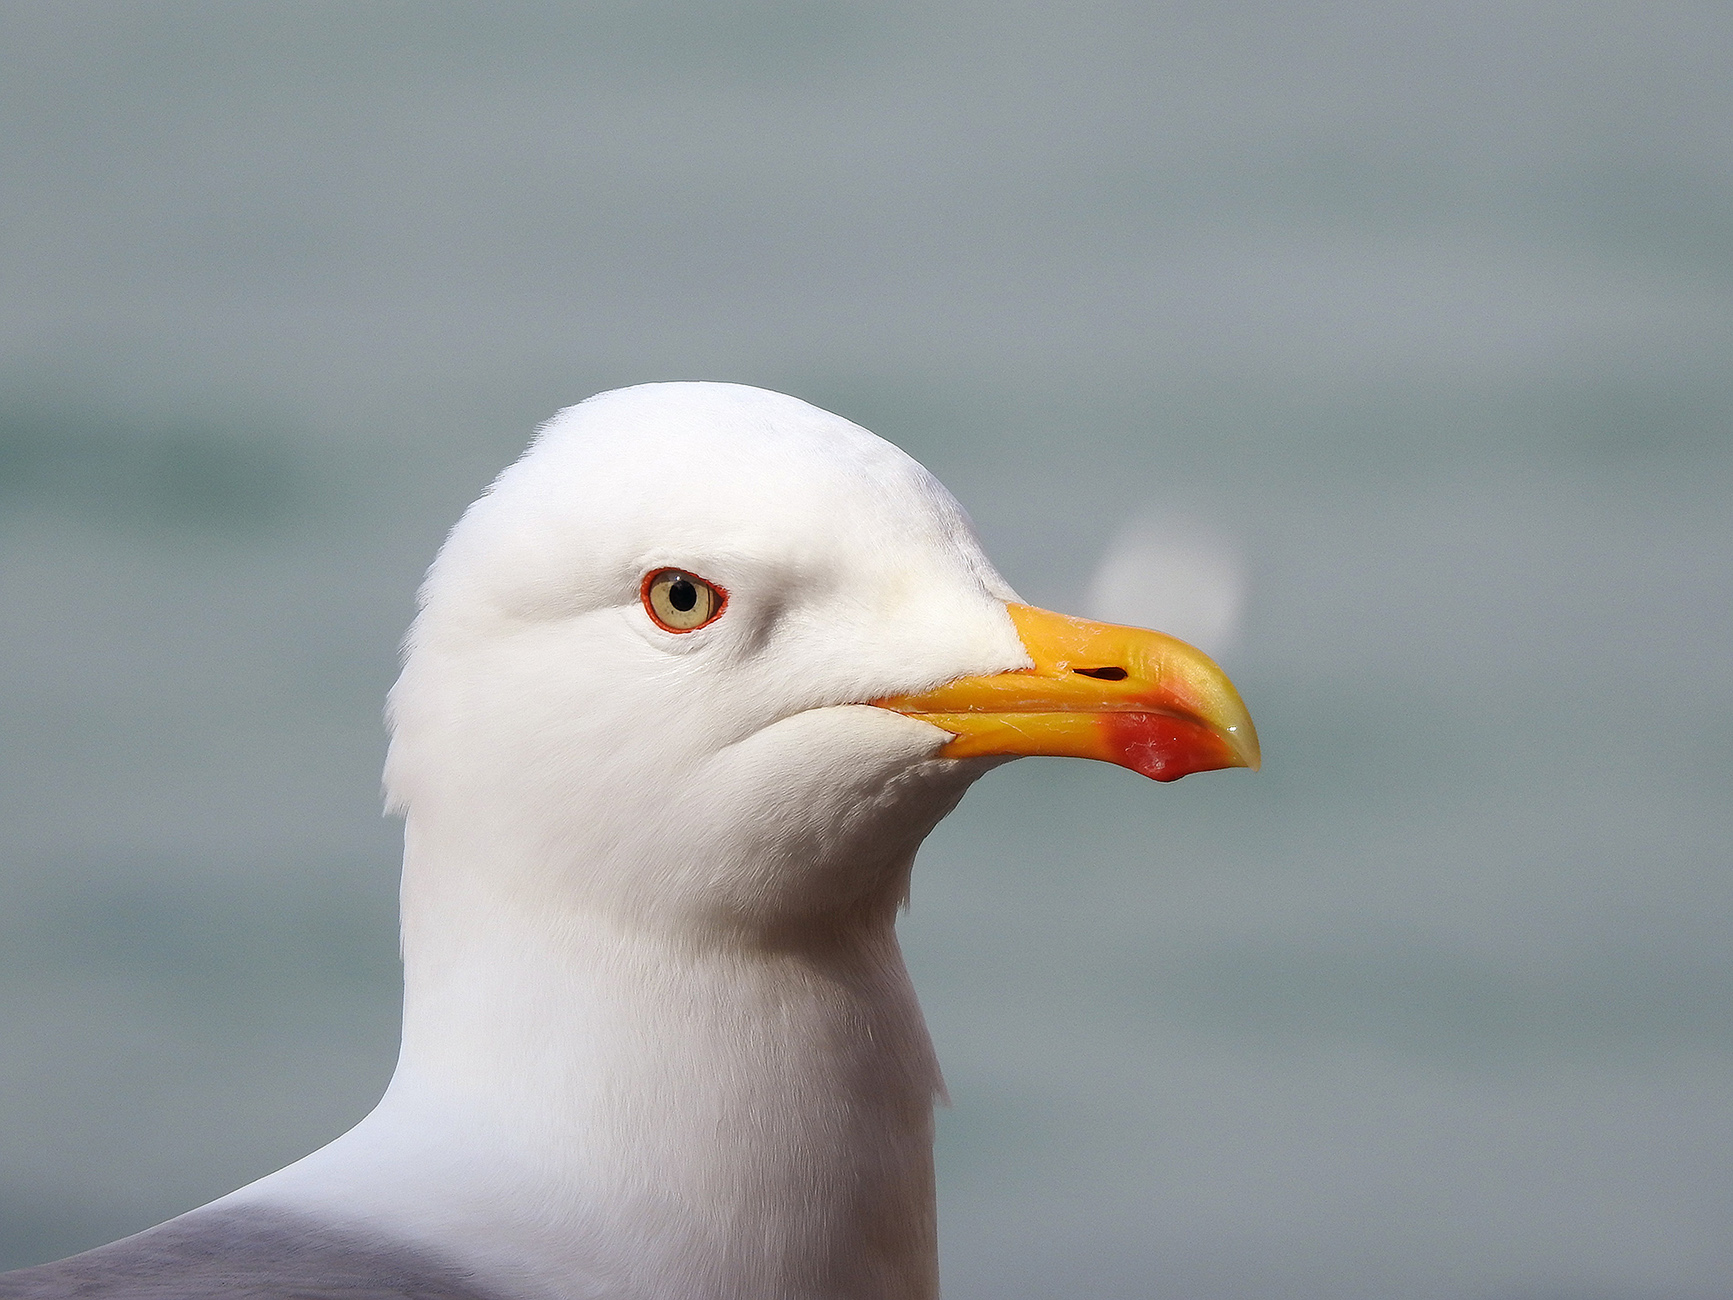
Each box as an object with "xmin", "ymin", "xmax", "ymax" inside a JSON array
[{"xmin": 384, "ymin": 383, "xmax": 1257, "ymax": 943}]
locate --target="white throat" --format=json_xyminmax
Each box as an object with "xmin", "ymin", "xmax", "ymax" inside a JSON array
[{"xmin": 233, "ymin": 742, "xmax": 972, "ymax": 1300}]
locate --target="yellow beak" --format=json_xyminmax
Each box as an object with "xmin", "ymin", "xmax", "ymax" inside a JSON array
[{"xmin": 874, "ymin": 604, "xmax": 1260, "ymax": 782}]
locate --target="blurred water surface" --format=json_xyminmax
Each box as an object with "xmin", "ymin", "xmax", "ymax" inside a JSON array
[{"xmin": 1, "ymin": 3, "xmax": 1730, "ymax": 1296}]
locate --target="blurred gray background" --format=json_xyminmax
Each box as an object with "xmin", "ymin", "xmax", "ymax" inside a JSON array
[{"xmin": 1, "ymin": 3, "xmax": 1729, "ymax": 1296}]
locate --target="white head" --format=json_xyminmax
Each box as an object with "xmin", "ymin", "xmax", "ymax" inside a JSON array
[{"xmin": 384, "ymin": 382, "xmax": 1029, "ymax": 949}]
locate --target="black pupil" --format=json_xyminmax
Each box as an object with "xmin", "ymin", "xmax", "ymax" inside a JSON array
[{"xmin": 668, "ymin": 578, "xmax": 698, "ymax": 612}]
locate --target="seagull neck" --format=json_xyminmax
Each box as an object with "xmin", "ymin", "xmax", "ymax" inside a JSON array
[{"xmin": 373, "ymin": 822, "xmax": 945, "ymax": 1300}]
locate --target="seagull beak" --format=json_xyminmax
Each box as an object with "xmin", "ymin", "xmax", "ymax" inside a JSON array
[{"xmin": 874, "ymin": 604, "xmax": 1260, "ymax": 782}]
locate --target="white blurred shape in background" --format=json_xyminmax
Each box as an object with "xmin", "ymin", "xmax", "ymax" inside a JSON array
[{"xmin": 1084, "ymin": 512, "xmax": 1246, "ymax": 657}]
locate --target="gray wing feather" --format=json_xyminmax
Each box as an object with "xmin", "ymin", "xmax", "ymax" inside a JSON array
[{"xmin": 0, "ymin": 1206, "xmax": 509, "ymax": 1300}]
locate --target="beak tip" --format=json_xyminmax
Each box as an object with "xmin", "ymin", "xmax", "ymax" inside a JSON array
[{"xmin": 1229, "ymin": 726, "xmax": 1262, "ymax": 773}]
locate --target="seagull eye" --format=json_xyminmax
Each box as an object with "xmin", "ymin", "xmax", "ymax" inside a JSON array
[{"xmin": 642, "ymin": 568, "xmax": 726, "ymax": 632}]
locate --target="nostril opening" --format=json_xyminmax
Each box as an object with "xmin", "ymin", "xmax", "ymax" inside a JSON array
[{"xmin": 1073, "ymin": 666, "xmax": 1128, "ymax": 681}]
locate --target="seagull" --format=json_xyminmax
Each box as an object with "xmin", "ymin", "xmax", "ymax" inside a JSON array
[{"xmin": 1, "ymin": 383, "xmax": 1258, "ymax": 1300}]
